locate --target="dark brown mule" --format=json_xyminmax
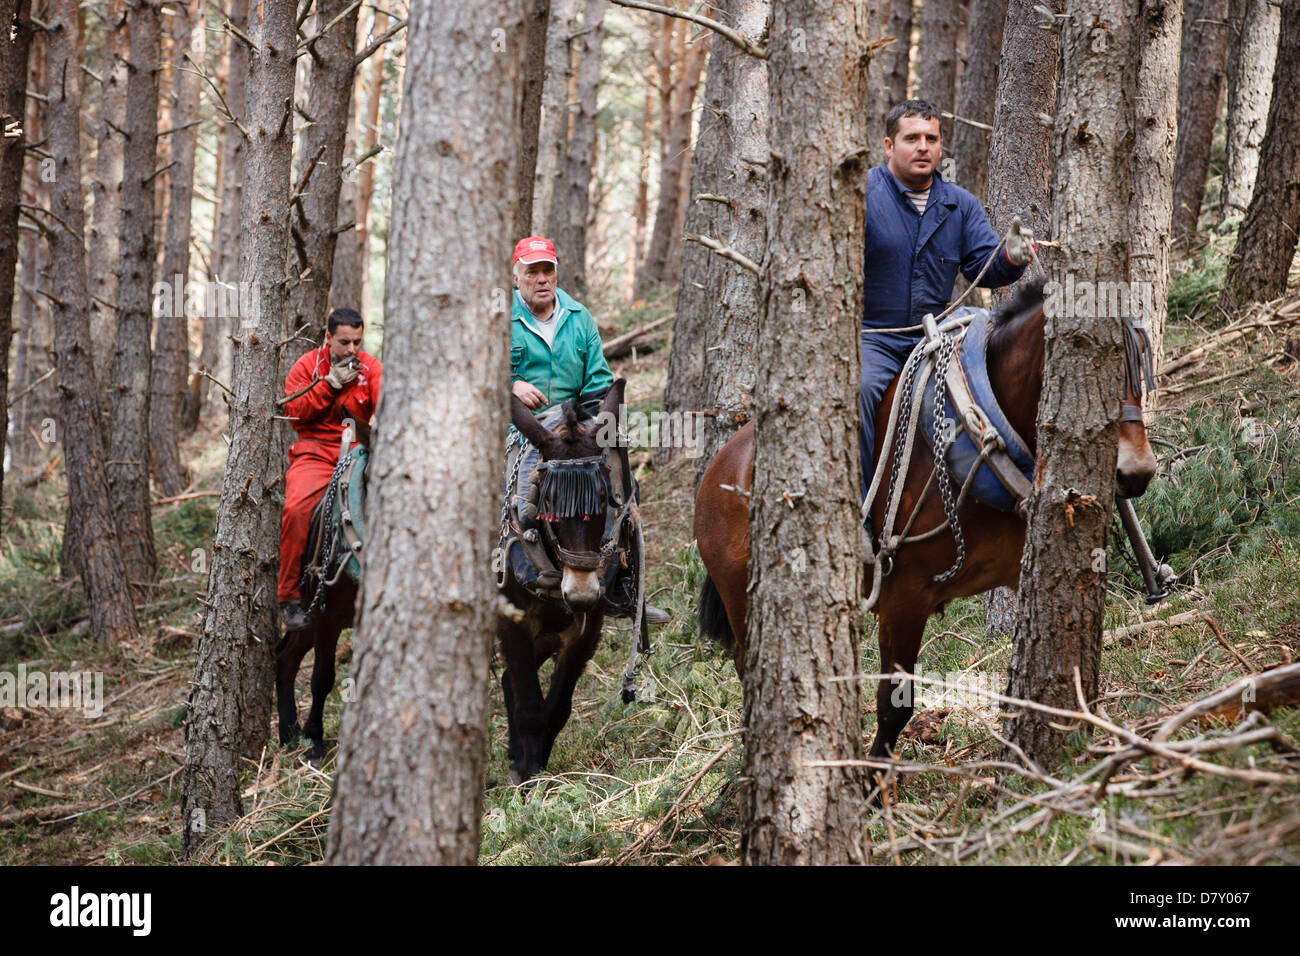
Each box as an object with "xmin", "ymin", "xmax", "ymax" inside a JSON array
[
  {"xmin": 694, "ymin": 284, "xmax": 1158, "ymax": 758},
  {"xmin": 276, "ymin": 418, "xmax": 370, "ymax": 761},
  {"xmin": 499, "ymin": 380, "xmax": 628, "ymax": 784}
]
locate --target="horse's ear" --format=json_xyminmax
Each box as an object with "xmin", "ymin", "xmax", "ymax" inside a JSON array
[
  {"xmin": 599, "ymin": 378, "xmax": 627, "ymax": 421},
  {"xmin": 511, "ymin": 393, "xmax": 551, "ymax": 449}
]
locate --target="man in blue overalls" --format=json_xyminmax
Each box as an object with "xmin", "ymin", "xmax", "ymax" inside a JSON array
[{"xmin": 860, "ymin": 99, "xmax": 1036, "ymax": 497}]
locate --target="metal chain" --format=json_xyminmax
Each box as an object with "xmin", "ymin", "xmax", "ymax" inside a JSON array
[
  {"xmin": 930, "ymin": 331, "xmax": 966, "ymax": 581},
  {"xmin": 882, "ymin": 346, "xmax": 927, "ymax": 531},
  {"xmin": 496, "ymin": 428, "xmax": 527, "ymax": 586},
  {"xmin": 305, "ymin": 450, "xmax": 352, "ymax": 615}
]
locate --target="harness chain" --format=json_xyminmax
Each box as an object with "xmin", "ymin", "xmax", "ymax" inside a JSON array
[
  {"xmin": 930, "ymin": 330, "xmax": 967, "ymax": 581},
  {"xmin": 495, "ymin": 428, "xmax": 526, "ymax": 588},
  {"xmin": 304, "ymin": 450, "xmax": 353, "ymax": 616}
]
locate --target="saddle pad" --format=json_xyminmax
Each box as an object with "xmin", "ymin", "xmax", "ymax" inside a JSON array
[
  {"xmin": 340, "ymin": 445, "xmax": 368, "ymax": 583},
  {"xmin": 918, "ymin": 308, "xmax": 1036, "ymax": 512}
]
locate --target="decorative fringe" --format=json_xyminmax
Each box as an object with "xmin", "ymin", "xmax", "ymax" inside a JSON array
[
  {"xmin": 536, "ymin": 458, "xmax": 605, "ymax": 521},
  {"xmin": 1123, "ymin": 315, "xmax": 1156, "ymax": 398}
]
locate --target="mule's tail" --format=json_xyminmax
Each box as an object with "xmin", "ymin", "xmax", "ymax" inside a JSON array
[{"xmin": 697, "ymin": 574, "xmax": 734, "ymax": 650}]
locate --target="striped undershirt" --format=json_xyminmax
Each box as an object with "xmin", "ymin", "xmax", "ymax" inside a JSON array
[{"xmin": 903, "ymin": 186, "xmax": 930, "ymax": 215}]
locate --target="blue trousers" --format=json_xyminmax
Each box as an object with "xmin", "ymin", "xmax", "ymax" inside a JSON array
[{"xmin": 859, "ymin": 330, "xmax": 922, "ymax": 500}]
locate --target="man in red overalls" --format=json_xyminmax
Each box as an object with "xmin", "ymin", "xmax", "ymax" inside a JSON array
[{"xmin": 278, "ymin": 308, "xmax": 382, "ymax": 630}]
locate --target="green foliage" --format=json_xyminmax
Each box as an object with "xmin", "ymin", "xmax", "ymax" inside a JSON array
[{"xmin": 1166, "ymin": 240, "xmax": 1229, "ymax": 327}]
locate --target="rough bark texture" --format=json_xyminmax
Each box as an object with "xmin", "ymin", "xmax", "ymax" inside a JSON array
[
  {"xmin": 150, "ymin": 0, "xmax": 204, "ymax": 496},
  {"xmin": 42, "ymin": 0, "xmax": 141, "ymax": 646},
  {"xmin": 887, "ymin": 0, "xmax": 914, "ymax": 104},
  {"xmin": 1218, "ymin": 0, "xmax": 1300, "ymax": 314},
  {"xmin": 1220, "ymin": 0, "xmax": 1280, "ymax": 222},
  {"xmin": 534, "ymin": 0, "xmax": 574, "ymax": 236},
  {"xmin": 326, "ymin": 0, "xmax": 522, "ymax": 867},
  {"xmin": 515, "ymin": 0, "xmax": 549, "ymax": 238},
  {"xmin": 552, "ymin": 0, "xmax": 604, "ymax": 298},
  {"xmin": 950, "ymin": 0, "xmax": 1005, "ymax": 200},
  {"xmin": 1129, "ymin": 0, "xmax": 1181, "ymax": 375},
  {"xmin": 181, "ymin": 0, "xmax": 295, "ymax": 855},
  {"xmin": 743, "ymin": 0, "xmax": 871, "ymax": 867},
  {"xmin": 0, "ymin": 0, "xmax": 32, "ymax": 514},
  {"xmin": 204, "ymin": 0, "xmax": 250, "ymax": 415},
  {"xmin": 1007, "ymin": 0, "xmax": 1136, "ymax": 764},
  {"xmin": 918, "ymin": 0, "xmax": 962, "ymax": 141},
  {"xmin": 109, "ymin": 0, "xmax": 162, "ymax": 590},
  {"xmin": 1171, "ymin": 0, "xmax": 1230, "ymax": 240},
  {"xmin": 288, "ymin": 0, "xmax": 360, "ymax": 352},
  {"xmin": 639, "ymin": 25, "xmax": 708, "ymax": 292}
]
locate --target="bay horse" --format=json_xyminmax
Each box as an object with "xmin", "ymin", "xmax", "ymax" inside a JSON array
[
  {"xmin": 275, "ymin": 418, "xmax": 370, "ymax": 761},
  {"xmin": 499, "ymin": 379, "xmax": 635, "ymax": 784},
  {"xmin": 694, "ymin": 282, "xmax": 1159, "ymax": 758}
]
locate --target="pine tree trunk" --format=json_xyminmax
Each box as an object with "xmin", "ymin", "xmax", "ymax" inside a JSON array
[
  {"xmin": 326, "ymin": 0, "xmax": 522, "ymax": 867},
  {"xmin": 287, "ymin": 0, "xmax": 360, "ymax": 352},
  {"xmin": 1171, "ymin": 0, "xmax": 1230, "ymax": 241},
  {"xmin": 743, "ymin": 0, "xmax": 871, "ymax": 867},
  {"xmin": 950, "ymin": 0, "xmax": 1004, "ymax": 199},
  {"xmin": 109, "ymin": 0, "xmax": 162, "ymax": 591},
  {"xmin": 150, "ymin": 0, "xmax": 204, "ymax": 496},
  {"xmin": 181, "ymin": 0, "xmax": 296, "ymax": 856},
  {"xmin": 1218, "ymin": 0, "xmax": 1300, "ymax": 313},
  {"xmin": 631, "ymin": 85, "xmax": 653, "ymax": 287},
  {"xmin": 887, "ymin": 0, "xmax": 914, "ymax": 103},
  {"xmin": 1220, "ymin": 0, "xmax": 1280, "ymax": 222},
  {"xmin": 42, "ymin": 0, "xmax": 141, "ymax": 647},
  {"xmin": 552, "ymin": 0, "xmax": 604, "ymax": 299},
  {"xmin": 0, "ymin": 0, "xmax": 33, "ymax": 514},
  {"xmin": 1129, "ymin": 0, "xmax": 1181, "ymax": 377},
  {"xmin": 516, "ymin": 0, "xmax": 550, "ymax": 238},
  {"xmin": 352, "ymin": 12, "xmax": 388, "ymax": 313},
  {"xmin": 535, "ymin": 0, "xmax": 575, "ymax": 236},
  {"xmin": 1006, "ymin": 0, "xmax": 1137, "ymax": 765},
  {"xmin": 918, "ymin": 0, "xmax": 963, "ymax": 142}
]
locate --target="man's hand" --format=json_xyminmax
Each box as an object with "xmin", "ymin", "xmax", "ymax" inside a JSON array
[
  {"xmin": 1004, "ymin": 216, "xmax": 1037, "ymax": 267},
  {"xmin": 512, "ymin": 379, "xmax": 547, "ymax": 410},
  {"xmin": 325, "ymin": 359, "xmax": 360, "ymax": 391}
]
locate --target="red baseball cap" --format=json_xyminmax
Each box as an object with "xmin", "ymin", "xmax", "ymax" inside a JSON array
[{"xmin": 513, "ymin": 236, "xmax": 557, "ymax": 266}]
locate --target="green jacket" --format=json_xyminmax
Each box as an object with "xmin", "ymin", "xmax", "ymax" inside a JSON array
[{"xmin": 511, "ymin": 287, "xmax": 613, "ymax": 412}]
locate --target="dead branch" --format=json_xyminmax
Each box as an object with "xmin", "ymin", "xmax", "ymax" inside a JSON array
[
  {"xmin": 683, "ymin": 232, "xmax": 760, "ymax": 275},
  {"xmin": 602, "ymin": 315, "xmax": 673, "ymax": 360},
  {"xmin": 606, "ymin": 0, "xmax": 766, "ymax": 60}
]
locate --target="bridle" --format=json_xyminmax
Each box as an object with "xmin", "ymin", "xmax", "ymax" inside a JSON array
[
  {"xmin": 1121, "ymin": 315, "xmax": 1156, "ymax": 425},
  {"xmin": 533, "ymin": 454, "xmax": 632, "ymax": 575}
]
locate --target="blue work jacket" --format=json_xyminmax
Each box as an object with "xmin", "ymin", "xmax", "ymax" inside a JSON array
[{"xmin": 863, "ymin": 164, "xmax": 1025, "ymax": 333}]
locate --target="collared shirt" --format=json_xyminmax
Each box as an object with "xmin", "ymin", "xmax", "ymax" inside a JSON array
[
  {"xmin": 510, "ymin": 287, "xmax": 613, "ymax": 412},
  {"xmin": 518, "ymin": 301, "xmax": 559, "ymax": 348}
]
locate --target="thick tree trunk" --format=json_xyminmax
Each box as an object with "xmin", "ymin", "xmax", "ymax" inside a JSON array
[
  {"xmin": 287, "ymin": 0, "xmax": 360, "ymax": 352},
  {"xmin": 181, "ymin": 0, "xmax": 295, "ymax": 856},
  {"xmin": 1218, "ymin": 0, "xmax": 1300, "ymax": 313},
  {"xmin": 552, "ymin": 0, "xmax": 604, "ymax": 299},
  {"xmin": 743, "ymin": 0, "xmax": 871, "ymax": 867},
  {"xmin": 1129, "ymin": 0, "xmax": 1181, "ymax": 376},
  {"xmin": 0, "ymin": 0, "xmax": 33, "ymax": 514},
  {"xmin": 109, "ymin": 0, "xmax": 162, "ymax": 590},
  {"xmin": 515, "ymin": 0, "xmax": 550, "ymax": 238},
  {"xmin": 1220, "ymin": 0, "xmax": 1280, "ymax": 223},
  {"xmin": 150, "ymin": 0, "xmax": 204, "ymax": 496},
  {"xmin": 887, "ymin": 0, "xmax": 914, "ymax": 104},
  {"xmin": 204, "ymin": 0, "xmax": 250, "ymax": 416},
  {"xmin": 917, "ymin": 0, "xmax": 963, "ymax": 142},
  {"xmin": 1007, "ymin": 0, "xmax": 1136, "ymax": 765},
  {"xmin": 326, "ymin": 0, "xmax": 522, "ymax": 867},
  {"xmin": 950, "ymin": 0, "xmax": 1005, "ymax": 200},
  {"xmin": 535, "ymin": 0, "xmax": 575, "ymax": 237},
  {"xmin": 630, "ymin": 85, "xmax": 653, "ymax": 288},
  {"xmin": 1171, "ymin": 0, "xmax": 1230, "ymax": 241},
  {"xmin": 42, "ymin": 0, "xmax": 141, "ymax": 646},
  {"xmin": 639, "ymin": 28, "xmax": 708, "ymax": 293}
]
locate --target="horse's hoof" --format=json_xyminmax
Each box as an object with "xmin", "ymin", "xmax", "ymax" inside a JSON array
[
  {"xmin": 279, "ymin": 723, "xmax": 301, "ymax": 745},
  {"xmin": 304, "ymin": 741, "xmax": 327, "ymax": 762},
  {"xmin": 621, "ymin": 688, "xmax": 636, "ymax": 704},
  {"xmin": 508, "ymin": 768, "xmax": 526, "ymax": 786}
]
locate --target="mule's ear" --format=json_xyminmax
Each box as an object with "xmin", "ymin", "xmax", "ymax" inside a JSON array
[
  {"xmin": 599, "ymin": 378, "xmax": 627, "ymax": 420},
  {"xmin": 511, "ymin": 393, "xmax": 551, "ymax": 449}
]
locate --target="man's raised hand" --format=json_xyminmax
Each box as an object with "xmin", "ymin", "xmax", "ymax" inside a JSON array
[
  {"xmin": 1004, "ymin": 216, "xmax": 1037, "ymax": 268},
  {"xmin": 325, "ymin": 359, "xmax": 360, "ymax": 390},
  {"xmin": 511, "ymin": 379, "xmax": 548, "ymax": 410}
]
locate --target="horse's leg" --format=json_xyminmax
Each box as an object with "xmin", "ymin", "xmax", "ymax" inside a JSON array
[
  {"xmin": 869, "ymin": 586, "xmax": 931, "ymax": 759},
  {"xmin": 499, "ymin": 621, "xmax": 547, "ymax": 785},
  {"xmin": 539, "ymin": 612, "xmax": 603, "ymax": 771},
  {"xmin": 302, "ymin": 622, "xmax": 340, "ymax": 760},
  {"xmin": 275, "ymin": 631, "xmax": 314, "ymax": 745}
]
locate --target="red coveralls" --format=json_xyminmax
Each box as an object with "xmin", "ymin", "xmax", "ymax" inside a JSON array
[{"xmin": 277, "ymin": 345, "xmax": 382, "ymax": 605}]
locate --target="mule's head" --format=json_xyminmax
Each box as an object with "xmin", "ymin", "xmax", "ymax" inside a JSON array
[
  {"xmin": 1116, "ymin": 317, "xmax": 1158, "ymax": 499},
  {"xmin": 511, "ymin": 379, "xmax": 627, "ymax": 610}
]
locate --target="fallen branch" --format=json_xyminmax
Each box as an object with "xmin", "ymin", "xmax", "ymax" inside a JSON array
[
  {"xmin": 1153, "ymin": 662, "xmax": 1300, "ymax": 741},
  {"xmin": 602, "ymin": 315, "xmax": 673, "ymax": 361}
]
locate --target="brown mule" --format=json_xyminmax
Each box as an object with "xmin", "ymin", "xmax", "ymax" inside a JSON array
[{"xmin": 694, "ymin": 284, "xmax": 1158, "ymax": 758}]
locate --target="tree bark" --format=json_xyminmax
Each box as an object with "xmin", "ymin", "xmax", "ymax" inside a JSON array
[
  {"xmin": 535, "ymin": 0, "xmax": 575, "ymax": 237},
  {"xmin": 287, "ymin": 0, "xmax": 361, "ymax": 353},
  {"xmin": 887, "ymin": 0, "xmax": 914, "ymax": 104},
  {"xmin": 950, "ymin": 0, "xmax": 1005, "ymax": 200},
  {"xmin": 109, "ymin": 0, "xmax": 162, "ymax": 591},
  {"xmin": 1006, "ymin": 0, "xmax": 1137, "ymax": 765},
  {"xmin": 552, "ymin": 0, "xmax": 605, "ymax": 299},
  {"xmin": 743, "ymin": 0, "xmax": 871, "ymax": 867},
  {"xmin": 917, "ymin": 0, "xmax": 963, "ymax": 142},
  {"xmin": 515, "ymin": 0, "xmax": 550, "ymax": 238},
  {"xmin": 42, "ymin": 0, "xmax": 141, "ymax": 647},
  {"xmin": 1218, "ymin": 0, "xmax": 1300, "ymax": 314},
  {"xmin": 1170, "ymin": 0, "xmax": 1230, "ymax": 241},
  {"xmin": 0, "ymin": 0, "xmax": 32, "ymax": 514},
  {"xmin": 181, "ymin": 0, "xmax": 295, "ymax": 856},
  {"xmin": 150, "ymin": 0, "xmax": 204, "ymax": 497},
  {"xmin": 1129, "ymin": 0, "xmax": 1181, "ymax": 375},
  {"xmin": 1220, "ymin": 0, "xmax": 1280, "ymax": 222},
  {"xmin": 326, "ymin": 0, "xmax": 522, "ymax": 867}
]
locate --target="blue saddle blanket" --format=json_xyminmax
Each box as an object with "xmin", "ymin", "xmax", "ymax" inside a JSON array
[{"xmin": 917, "ymin": 308, "xmax": 1035, "ymax": 512}]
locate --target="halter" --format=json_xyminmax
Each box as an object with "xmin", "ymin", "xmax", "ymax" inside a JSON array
[{"xmin": 1121, "ymin": 316, "xmax": 1156, "ymax": 424}]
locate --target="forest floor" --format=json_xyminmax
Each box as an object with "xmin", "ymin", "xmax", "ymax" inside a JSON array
[{"xmin": 2, "ymin": 246, "xmax": 1299, "ymax": 865}]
